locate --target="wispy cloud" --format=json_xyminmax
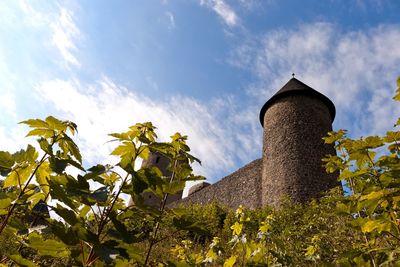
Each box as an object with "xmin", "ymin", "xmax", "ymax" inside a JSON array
[
  {"xmin": 199, "ymin": 0, "xmax": 240, "ymax": 27},
  {"xmin": 165, "ymin": 11, "xmax": 176, "ymax": 30},
  {"xmin": 35, "ymin": 77, "xmax": 261, "ymax": 180},
  {"xmin": 229, "ymin": 23, "xmax": 400, "ymax": 137},
  {"xmin": 50, "ymin": 7, "xmax": 81, "ymax": 67}
]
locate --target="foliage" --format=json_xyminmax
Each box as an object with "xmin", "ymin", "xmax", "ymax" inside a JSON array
[
  {"xmin": 0, "ymin": 116, "xmax": 204, "ymax": 266},
  {"xmin": 0, "ymin": 78, "xmax": 400, "ymax": 266}
]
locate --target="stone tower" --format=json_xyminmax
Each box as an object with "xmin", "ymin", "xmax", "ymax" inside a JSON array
[
  {"xmin": 259, "ymin": 78, "xmax": 338, "ymax": 207},
  {"xmin": 128, "ymin": 151, "xmax": 183, "ymax": 207},
  {"xmin": 140, "ymin": 151, "xmax": 183, "ymax": 207}
]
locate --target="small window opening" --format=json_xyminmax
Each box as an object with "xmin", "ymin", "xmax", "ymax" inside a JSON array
[{"xmin": 155, "ymin": 156, "xmax": 160, "ymax": 164}]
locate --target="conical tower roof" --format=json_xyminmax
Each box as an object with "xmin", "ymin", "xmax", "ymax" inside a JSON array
[{"xmin": 259, "ymin": 78, "xmax": 336, "ymax": 126}]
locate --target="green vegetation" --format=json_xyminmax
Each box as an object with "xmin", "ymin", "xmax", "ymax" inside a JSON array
[{"xmin": 0, "ymin": 78, "xmax": 400, "ymax": 266}]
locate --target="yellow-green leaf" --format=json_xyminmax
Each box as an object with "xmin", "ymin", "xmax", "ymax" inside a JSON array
[
  {"xmin": 28, "ymin": 232, "xmax": 70, "ymax": 257},
  {"xmin": 8, "ymin": 254, "xmax": 38, "ymax": 267},
  {"xmin": 4, "ymin": 164, "xmax": 34, "ymax": 187},
  {"xmin": 26, "ymin": 128, "xmax": 54, "ymax": 138},
  {"xmin": 223, "ymin": 256, "xmax": 237, "ymax": 267},
  {"xmin": 0, "ymin": 198, "xmax": 12, "ymax": 209},
  {"xmin": 36, "ymin": 161, "xmax": 51, "ymax": 194},
  {"xmin": 45, "ymin": 116, "xmax": 66, "ymax": 131},
  {"xmin": 230, "ymin": 221, "xmax": 243, "ymax": 236},
  {"xmin": 361, "ymin": 219, "xmax": 392, "ymax": 234},
  {"xmin": 305, "ymin": 245, "xmax": 317, "ymax": 256},
  {"xmin": 20, "ymin": 119, "xmax": 49, "ymax": 129}
]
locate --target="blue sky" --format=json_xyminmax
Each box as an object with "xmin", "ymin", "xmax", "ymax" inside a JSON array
[{"xmin": 1, "ymin": 0, "xmax": 400, "ymax": 188}]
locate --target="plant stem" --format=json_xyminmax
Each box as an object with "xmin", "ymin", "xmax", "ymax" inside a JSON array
[
  {"xmin": 144, "ymin": 159, "xmax": 178, "ymax": 266},
  {"xmin": 85, "ymin": 172, "xmax": 130, "ymax": 266},
  {"xmin": 0, "ymin": 153, "xmax": 48, "ymax": 235}
]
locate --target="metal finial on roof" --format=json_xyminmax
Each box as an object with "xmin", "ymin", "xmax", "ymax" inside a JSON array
[{"xmin": 292, "ymin": 73, "xmax": 295, "ymax": 78}]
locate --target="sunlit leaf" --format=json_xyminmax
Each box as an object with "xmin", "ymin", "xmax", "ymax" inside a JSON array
[
  {"xmin": 8, "ymin": 254, "xmax": 38, "ymax": 267},
  {"xmin": 223, "ymin": 256, "xmax": 237, "ymax": 267},
  {"xmin": 27, "ymin": 232, "xmax": 70, "ymax": 257}
]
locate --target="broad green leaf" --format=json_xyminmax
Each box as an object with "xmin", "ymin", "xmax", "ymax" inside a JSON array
[
  {"xmin": 72, "ymin": 223, "xmax": 98, "ymax": 243},
  {"xmin": 305, "ymin": 245, "xmax": 317, "ymax": 256},
  {"xmin": 230, "ymin": 222, "xmax": 243, "ymax": 236},
  {"xmin": 58, "ymin": 135, "xmax": 82, "ymax": 163},
  {"xmin": 4, "ymin": 164, "xmax": 34, "ymax": 187},
  {"xmin": 79, "ymin": 205, "xmax": 91, "ymax": 218},
  {"xmin": 0, "ymin": 197, "xmax": 12, "ymax": 209},
  {"xmin": 27, "ymin": 232, "xmax": 70, "ymax": 257},
  {"xmin": 38, "ymin": 138, "xmax": 53, "ymax": 155},
  {"xmin": 164, "ymin": 180, "xmax": 185, "ymax": 195},
  {"xmin": 0, "ymin": 151, "xmax": 14, "ymax": 176},
  {"xmin": 223, "ymin": 256, "xmax": 237, "ymax": 267},
  {"xmin": 360, "ymin": 190, "xmax": 385, "ymax": 201},
  {"xmin": 49, "ymin": 220, "xmax": 79, "ymax": 245},
  {"xmin": 48, "ymin": 178, "xmax": 78, "ymax": 209},
  {"xmin": 19, "ymin": 118, "xmax": 48, "ymax": 128},
  {"xmin": 45, "ymin": 116, "xmax": 66, "ymax": 131},
  {"xmin": 90, "ymin": 186, "xmax": 108, "ymax": 203},
  {"xmin": 49, "ymin": 157, "xmax": 68, "ymax": 174},
  {"xmin": 13, "ymin": 145, "xmax": 38, "ymax": 163},
  {"xmin": 8, "ymin": 255, "xmax": 38, "ymax": 267},
  {"xmin": 27, "ymin": 192, "xmax": 45, "ymax": 209},
  {"xmin": 26, "ymin": 128, "xmax": 54, "ymax": 138},
  {"xmin": 336, "ymin": 202, "xmax": 351, "ymax": 214},
  {"xmin": 36, "ymin": 161, "xmax": 51, "ymax": 194},
  {"xmin": 361, "ymin": 219, "xmax": 393, "ymax": 234},
  {"xmin": 53, "ymin": 204, "xmax": 79, "ymax": 226},
  {"xmin": 111, "ymin": 141, "xmax": 136, "ymax": 169},
  {"xmin": 393, "ymin": 88, "xmax": 400, "ymax": 102}
]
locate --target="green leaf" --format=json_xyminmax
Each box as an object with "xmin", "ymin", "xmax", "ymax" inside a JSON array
[
  {"xmin": 305, "ymin": 245, "xmax": 318, "ymax": 257},
  {"xmin": 27, "ymin": 232, "xmax": 70, "ymax": 257},
  {"xmin": 230, "ymin": 222, "xmax": 243, "ymax": 236},
  {"xmin": 59, "ymin": 135, "xmax": 82, "ymax": 163},
  {"xmin": 0, "ymin": 151, "xmax": 14, "ymax": 176},
  {"xmin": 360, "ymin": 190, "xmax": 386, "ymax": 201},
  {"xmin": 20, "ymin": 118, "xmax": 49, "ymax": 128},
  {"xmin": 4, "ymin": 164, "xmax": 34, "ymax": 187},
  {"xmin": 8, "ymin": 255, "xmax": 38, "ymax": 267},
  {"xmin": 36, "ymin": 161, "xmax": 51, "ymax": 194},
  {"xmin": 49, "ymin": 220, "xmax": 79, "ymax": 246},
  {"xmin": 79, "ymin": 205, "xmax": 91, "ymax": 218},
  {"xmin": 393, "ymin": 88, "xmax": 400, "ymax": 102},
  {"xmin": 45, "ymin": 116, "xmax": 66, "ymax": 131},
  {"xmin": 90, "ymin": 186, "xmax": 108, "ymax": 203},
  {"xmin": 26, "ymin": 128, "xmax": 54, "ymax": 138},
  {"xmin": 223, "ymin": 256, "xmax": 237, "ymax": 267},
  {"xmin": 336, "ymin": 202, "xmax": 350, "ymax": 214},
  {"xmin": 49, "ymin": 157, "xmax": 68, "ymax": 174},
  {"xmin": 111, "ymin": 141, "xmax": 137, "ymax": 169},
  {"xmin": 38, "ymin": 138, "xmax": 53, "ymax": 155},
  {"xmin": 53, "ymin": 204, "xmax": 79, "ymax": 226},
  {"xmin": 361, "ymin": 219, "xmax": 393, "ymax": 234},
  {"xmin": 0, "ymin": 197, "xmax": 12, "ymax": 209}
]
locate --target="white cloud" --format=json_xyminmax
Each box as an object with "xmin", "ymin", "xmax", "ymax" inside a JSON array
[
  {"xmin": 51, "ymin": 7, "xmax": 81, "ymax": 67},
  {"xmin": 229, "ymin": 23, "xmax": 400, "ymax": 137},
  {"xmin": 200, "ymin": 0, "xmax": 239, "ymax": 27},
  {"xmin": 35, "ymin": 77, "xmax": 261, "ymax": 180},
  {"xmin": 165, "ymin": 11, "xmax": 176, "ymax": 30},
  {"xmin": 0, "ymin": 93, "xmax": 16, "ymax": 118}
]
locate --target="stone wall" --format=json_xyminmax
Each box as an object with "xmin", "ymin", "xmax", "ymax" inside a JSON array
[{"xmin": 175, "ymin": 159, "xmax": 262, "ymax": 210}]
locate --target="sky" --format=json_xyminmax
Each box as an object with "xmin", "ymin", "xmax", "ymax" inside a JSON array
[{"xmin": 0, "ymin": 0, "xmax": 400, "ymax": 190}]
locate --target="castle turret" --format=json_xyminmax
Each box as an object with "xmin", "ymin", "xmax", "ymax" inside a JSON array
[
  {"xmin": 130, "ymin": 151, "xmax": 183, "ymax": 207},
  {"xmin": 260, "ymin": 78, "xmax": 338, "ymax": 207}
]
